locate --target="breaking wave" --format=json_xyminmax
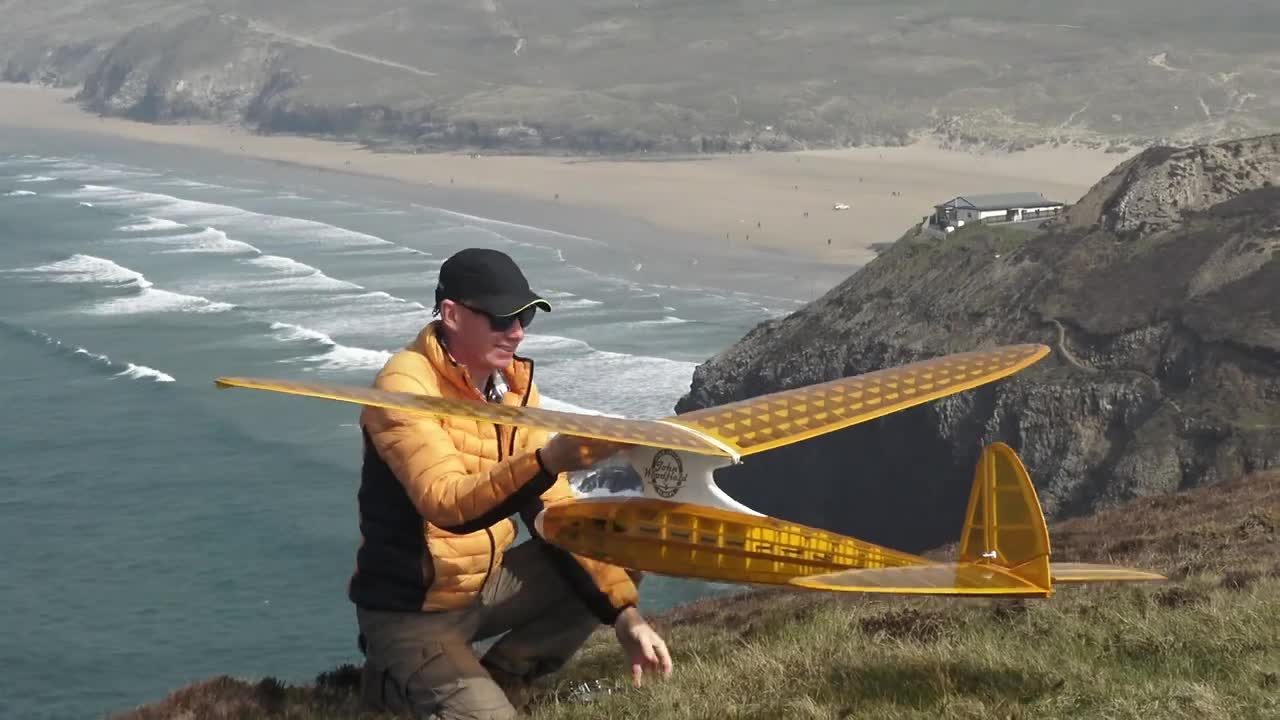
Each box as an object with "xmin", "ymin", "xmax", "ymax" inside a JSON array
[
  {"xmin": 4, "ymin": 254, "xmax": 236, "ymax": 315},
  {"xmin": 268, "ymin": 321, "xmax": 392, "ymax": 372},
  {"xmin": 19, "ymin": 327, "xmax": 175, "ymax": 382}
]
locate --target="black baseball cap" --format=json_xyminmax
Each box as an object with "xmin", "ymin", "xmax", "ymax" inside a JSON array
[{"xmin": 434, "ymin": 248, "xmax": 552, "ymax": 318}]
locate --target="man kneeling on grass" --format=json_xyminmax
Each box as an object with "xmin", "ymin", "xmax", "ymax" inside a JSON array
[{"xmin": 351, "ymin": 248, "xmax": 673, "ymax": 719}]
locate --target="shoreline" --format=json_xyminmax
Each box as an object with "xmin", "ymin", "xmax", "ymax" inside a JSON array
[
  {"xmin": 0, "ymin": 82, "xmax": 1133, "ymax": 299},
  {"xmin": 2, "ymin": 123, "xmax": 849, "ymax": 305}
]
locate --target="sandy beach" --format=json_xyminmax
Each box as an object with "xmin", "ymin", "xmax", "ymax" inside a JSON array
[{"xmin": 0, "ymin": 83, "xmax": 1132, "ymax": 270}]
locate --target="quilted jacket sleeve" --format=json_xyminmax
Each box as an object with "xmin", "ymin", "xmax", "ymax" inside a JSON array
[
  {"xmin": 520, "ymin": 424, "xmax": 641, "ymax": 624},
  {"xmin": 361, "ymin": 366, "xmax": 557, "ymax": 534}
]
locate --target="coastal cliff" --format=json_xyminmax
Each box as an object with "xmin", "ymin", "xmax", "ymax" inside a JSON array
[{"xmin": 676, "ymin": 134, "xmax": 1280, "ymax": 551}]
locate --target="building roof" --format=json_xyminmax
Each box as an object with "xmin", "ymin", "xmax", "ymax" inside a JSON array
[{"xmin": 937, "ymin": 192, "xmax": 1063, "ymax": 211}]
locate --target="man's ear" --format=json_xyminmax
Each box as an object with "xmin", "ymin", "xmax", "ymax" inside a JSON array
[{"xmin": 439, "ymin": 299, "xmax": 462, "ymax": 331}]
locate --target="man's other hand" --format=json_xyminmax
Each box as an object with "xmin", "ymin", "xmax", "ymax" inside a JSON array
[
  {"xmin": 613, "ymin": 607, "xmax": 673, "ymax": 687},
  {"xmin": 540, "ymin": 434, "xmax": 628, "ymax": 474}
]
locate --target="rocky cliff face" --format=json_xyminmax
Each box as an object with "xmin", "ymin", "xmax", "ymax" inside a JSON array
[
  {"xmin": 676, "ymin": 134, "xmax": 1280, "ymax": 552},
  {"xmin": 78, "ymin": 15, "xmax": 276, "ymax": 123}
]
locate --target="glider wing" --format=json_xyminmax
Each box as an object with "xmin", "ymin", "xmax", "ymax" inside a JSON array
[
  {"xmin": 216, "ymin": 344, "xmax": 1048, "ymax": 458},
  {"xmin": 213, "ymin": 377, "xmax": 728, "ymax": 455},
  {"xmin": 667, "ymin": 344, "xmax": 1049, "ymax": 456}
]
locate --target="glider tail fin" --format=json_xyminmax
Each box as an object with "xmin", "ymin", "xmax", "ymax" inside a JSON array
[
  {"xmin": 957, "ymin": 443, "xmax": 1053, "ymax": 593},
  {"xmin": 790, "ymin": 442, "xmax": 1056, "ymax": 598},
  {"xmin": 782, "ymin": 442, "xmax": 1162, "ymax": 597},
  {"xmin": 957, "ymin": 443, "xmax": 1166, "ymax": 592}
]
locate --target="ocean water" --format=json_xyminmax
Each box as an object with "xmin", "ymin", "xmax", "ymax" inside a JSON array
[{"xmin": 0, "ymin": 142, "xmax": 810, "ymax": 719}]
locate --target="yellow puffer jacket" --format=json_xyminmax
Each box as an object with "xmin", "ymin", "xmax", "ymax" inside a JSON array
[{"xmin": 349, "ymin": 321, "xmax": 638, "ymax": 623}]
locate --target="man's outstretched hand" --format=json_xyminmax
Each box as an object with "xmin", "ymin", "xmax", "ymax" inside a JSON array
[{"xmin": 614, "ymin": 606, "xmax": 673, "ymax": 687}]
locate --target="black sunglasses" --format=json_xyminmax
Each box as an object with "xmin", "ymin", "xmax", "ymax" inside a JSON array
[{"xmin": 459, "ymin": 302, "xmax": 537, "ymax": 331}]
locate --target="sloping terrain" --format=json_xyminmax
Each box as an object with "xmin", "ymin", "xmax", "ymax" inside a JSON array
[
  {"xmin": 112, "ymin": 469, "xmax": 1280, "ymax": 719},
  {"xmin": 3, "ymin": 0, "xmax": 1280, "ymax": 153}
]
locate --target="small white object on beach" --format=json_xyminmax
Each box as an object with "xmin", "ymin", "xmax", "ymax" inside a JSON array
[
  {"xmin": 634, "ymin": 262, "xmax": 643, "ymax": 272},
  {"xmin": 832, "ymin": 203, "xmax": 850, "ymax": 211}
]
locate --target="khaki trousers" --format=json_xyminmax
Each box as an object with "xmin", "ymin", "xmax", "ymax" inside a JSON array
[{"xmin": 356, "ymin": 539, "xmax": 600, "ymax": 720}]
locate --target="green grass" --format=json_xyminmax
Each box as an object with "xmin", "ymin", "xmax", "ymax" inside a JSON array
[
  {"xmin": 881, "ymin": 220, "xmax": 1040, "ymax": 283},
  {"xmin": 527, "ymin": 577, "xmax": 1279, "ymax": 720}
]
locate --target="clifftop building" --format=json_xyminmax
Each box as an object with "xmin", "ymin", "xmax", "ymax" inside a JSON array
[{"xmin": 925, "ymin": 192, "xmax": 1065, "ymax": 235}]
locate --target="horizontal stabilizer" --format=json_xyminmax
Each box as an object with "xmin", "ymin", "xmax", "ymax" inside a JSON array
[
  {"xmin": 1051, "ymin": 562, "xmax": 1166, "ymax": 583},
  {"xmin": 789, "ymin": 562, "xmax": 1050, "ymax": 597}
]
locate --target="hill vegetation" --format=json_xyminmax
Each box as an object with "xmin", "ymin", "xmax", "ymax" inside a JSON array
[
  {"xmin": 3, "ymin": 0, "xmax": 1279, "ymax": 154},
  {"xmin": 113, "ymin": 469, "xmax": 1279, "ymax": 719}
]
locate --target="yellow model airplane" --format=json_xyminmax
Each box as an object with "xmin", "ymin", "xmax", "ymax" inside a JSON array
[{"xmin": 215, "ymin": 343, "xmax": 1163, "ymax": 597}]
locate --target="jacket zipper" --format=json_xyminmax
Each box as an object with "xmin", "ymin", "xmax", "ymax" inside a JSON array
[
  {"xmin": 509, "ymin": 356, "xmax": 534, "ymax": 457},
  {"xmin": 437, "ymin": 329, "xmax": 534, "ymax": 600},
  {"xmin": 480, "ymin": 357, "xmax": 535, "ymax": 595},
  {"xmin": 482, "ymin": 526, "xmax": 496, "ymax": 597},
  {"xmin": 480, "ymin": 420, "xmax": 503, "ymax": 595}
]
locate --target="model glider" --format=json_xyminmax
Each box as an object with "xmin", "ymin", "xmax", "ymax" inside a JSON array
[{"xmin": 215, "ymin": 343, "xmax": 1164, "ymax": 597}]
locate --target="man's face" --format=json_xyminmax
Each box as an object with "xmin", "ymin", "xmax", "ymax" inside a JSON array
[{"xmin": 440, "ymin": 300, "xmax": 526, "ymax": 373}]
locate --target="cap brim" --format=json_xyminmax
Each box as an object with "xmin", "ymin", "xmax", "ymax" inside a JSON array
[{"xmin": 473, "ymin": 293, "xmax": 552, "ymax": 317}]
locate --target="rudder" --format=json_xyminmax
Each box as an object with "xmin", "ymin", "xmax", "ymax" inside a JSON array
[{"xmin": 957, "ymin": 443, "xmax": 1052, "ymax": 592}]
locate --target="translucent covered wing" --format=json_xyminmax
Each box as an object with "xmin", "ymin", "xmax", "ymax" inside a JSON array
[
  {"xmin": 536, "ymin": 498, "xmax": 927, "ymax": 586},
  {"xmin": 1051, "ymin": 562, "xmax": 1166, "ymax": 583},
  {"xmin": 214, "ymin": 377, "xmax": 728, "ymax": 456},
  {"xmin": 667, "ymin": 344, "xmax": 1050, "ymax": 456},
  {"xmin": 790, "ymin": 562, "xmax": 1050, "ymax": 597}
]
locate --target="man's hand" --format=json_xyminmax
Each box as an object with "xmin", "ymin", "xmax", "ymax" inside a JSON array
[
  {"xmin": 613, "ymin": 606, "xmax": 673, "ymax": 687},
  {"xmin": 539, "ymin": 434, "xmax": 628, "ymax": 475}
]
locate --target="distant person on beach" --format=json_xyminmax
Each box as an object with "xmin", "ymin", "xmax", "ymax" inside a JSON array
[{"xmin": 352, "ymin": 247, "xmax": 672, "ymax": 719}]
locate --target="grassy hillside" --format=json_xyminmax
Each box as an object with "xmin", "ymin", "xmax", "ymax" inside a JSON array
[
  {"xmin": 4, "ymin": 1, "xmax": 1279, "ymax": 152},
  {"xmin": 114, "ymin": 470, "xmax": 1279, "ymax": 719}
]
